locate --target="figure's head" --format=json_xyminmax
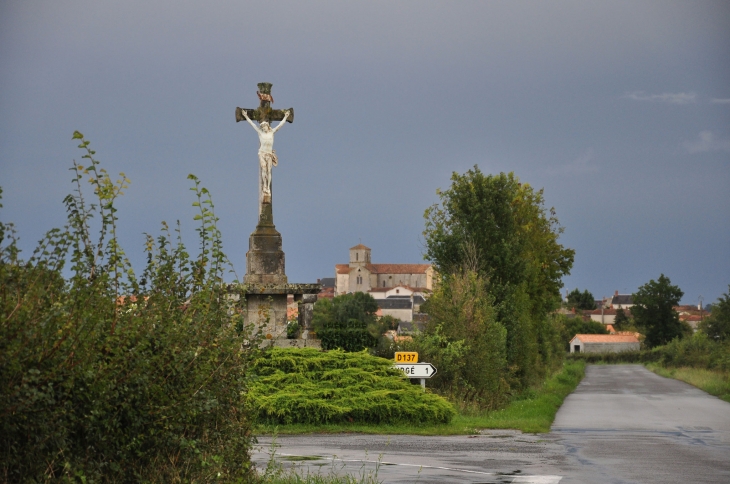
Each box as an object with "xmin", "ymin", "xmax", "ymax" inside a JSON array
[{"xmin": 260, "ymin": 122, "xmax": 271, "ymax": 132}]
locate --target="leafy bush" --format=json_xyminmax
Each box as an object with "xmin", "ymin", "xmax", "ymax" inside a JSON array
[
  {"xmin": 286, "ymin": 321, "xmax": 300, "ymax": 339},
  {"xmin": 249, "ymin": 348, "xmax": 455, "ymax": 425},
  {"xmin": 0, "ymin": 134, "xmax": 256, "ymax": 482},
  {"xmin": 410, "ymin": 271, "xmax": 509, "ymax": 410},
  {"xmin": 699, "ymin": 286, "xmax": 730, "ymax": 341},
  {"xmin": 312, "ymin": 293, "xmax": 380, "ymax": 352},
  {"xmin": 558, "ymin": 314, "xmax": 609, "ymax": 351}
]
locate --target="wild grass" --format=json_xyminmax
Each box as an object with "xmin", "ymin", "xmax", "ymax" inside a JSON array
[
  {"xmin": 253, "ymin": 441, "xmax": 384, "ymax": 484},
  {"xmin": 455, "ymin": 360, "xmax": 585, "ymax": 433},
  {"xmin": 646, "ymin": 364, "xmax": 730, "ymax": 403}
]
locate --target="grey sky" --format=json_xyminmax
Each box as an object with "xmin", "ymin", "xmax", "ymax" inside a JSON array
[{"xmin": 1, "ymin": 1, "xmax": 728, "ymax": 304}]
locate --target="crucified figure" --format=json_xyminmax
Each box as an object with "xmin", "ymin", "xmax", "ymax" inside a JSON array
[{"xmin": 240, "ymin": 108, "xmax": 290, "ymax": 200}]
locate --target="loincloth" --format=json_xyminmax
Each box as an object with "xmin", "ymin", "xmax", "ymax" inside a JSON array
[{"xmin": 259, "ymin": 150, "xmax": 278, "ymax": 166}]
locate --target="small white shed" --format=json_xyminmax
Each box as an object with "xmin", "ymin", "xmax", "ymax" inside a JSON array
[{"xmin": 570, "ymin": 334, "xmax": 640, "ymax": 354}]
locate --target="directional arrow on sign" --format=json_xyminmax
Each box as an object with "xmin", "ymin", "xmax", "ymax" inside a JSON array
[{"xmin": 394, "ymin": 363, "xmax": 437, "ymax": 378}]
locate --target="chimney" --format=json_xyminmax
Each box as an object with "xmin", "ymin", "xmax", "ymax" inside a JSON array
[{"xmin": 615, "ymin": 290, "xmax": 619, "ymax": 297}]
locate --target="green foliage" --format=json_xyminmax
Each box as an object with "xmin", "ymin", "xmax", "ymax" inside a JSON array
[
  {"xmin": 699, "ymin": 285, "xmax": 730, "ymax": 341},
  {"xmin": 0, "ymin": 134, "xmax": 255, "ymax": 482},
  {"xmin": 312, "ymin": 293, "xmax": 380, "ymax": 352},
  {"xmin": 412, "ymin": 271, "xmax": 509, "ymax": 409},
  {"xmin": 422, "ymin": 168, "xmax": 574, "ymax": 389},
  {"xmin": 614, "ymin": 307, "xmax": 631, "ymax": 331},
  {"xmin": 558, "ymin": 314, "xmax": 609, "ymax": 351},
  {"xmin": 249, "ymin": 348, "xmax": 455, "ymax": 425},
  {"xmin": 473, "ymin": 360, "xmax": 586, "ymax": 433},
  {"xmin": 568, "ymin": 332, "xmax": 730, "ymax": 372},
  {"xmin": 566, "ymin": 288, "xmax": 596, "ymax": 310},
  {"xmin": 286, "ymin": 321, "xmax": 300, "ymax": 339},
  {"xmin": 632, "ymin": 274, "xmax": 685, "ymax": 348},
  {"xmin": 647, "ymin": 365, "xmax": 730, "ymax": 403}
]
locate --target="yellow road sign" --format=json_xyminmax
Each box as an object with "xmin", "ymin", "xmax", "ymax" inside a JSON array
[{"xmin": 394, "ymin": 352, "xmax": 418, "ymax": 363}]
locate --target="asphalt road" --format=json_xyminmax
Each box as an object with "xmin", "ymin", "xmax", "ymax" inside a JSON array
[
  {"xmin": 552, "ymin": 364, "xmax": 730, "ymax": 483},
  {"xmin": 252, "ymin": 365, "xmax": 730, "ymax": 483}
]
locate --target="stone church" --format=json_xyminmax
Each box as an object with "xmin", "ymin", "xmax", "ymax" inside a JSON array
[{"xmin": 334, "ymin": 244, "xmax": 434, "ymax": 296}]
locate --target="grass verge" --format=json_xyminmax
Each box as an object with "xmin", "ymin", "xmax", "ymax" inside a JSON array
[
  {"xmin": 646, "ymin": 364, "xmax": 730, "ymax": 403},
  {"xmin": 455, "ymin": 360, "xmax": 585, "ymax": 433},
  {"xmin": 254, "ymin": 360, "xmax": 585, "ymax": 436}
]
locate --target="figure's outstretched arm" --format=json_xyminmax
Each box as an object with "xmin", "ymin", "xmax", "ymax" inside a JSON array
[
  {"xmin": 272, "ymin": 110, "xmax": 290, "ymax": 133},
  {"xmin": 241, "ymin": 109, "xmax": 262, "ymax": 134}
]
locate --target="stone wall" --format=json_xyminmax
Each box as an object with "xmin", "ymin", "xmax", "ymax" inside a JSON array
[{"xmin": 573, "ymin": 342, "xmax": 641, "ymax": 353}]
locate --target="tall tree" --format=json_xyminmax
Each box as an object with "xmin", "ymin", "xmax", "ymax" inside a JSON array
[
  {"xmin": 614, "ymin": 307, "xmax": 631, "ymax": 331},
  {"xmin": 566, "ymin": 288, "xmax": 596, "ymax": 310},
  {"xmin": 699, "ymin": 285, "xmax": 730, "ymax": 341},
  {"xmin": 423, "ymin": 168, "xmax": 574, "ymax": 387},
  {"xmin": 632, "ymin": 274, "xmax": 684, "ymax": 348}
]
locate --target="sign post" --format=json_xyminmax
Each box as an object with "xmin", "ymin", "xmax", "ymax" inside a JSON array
[{"xmin": 394, "ymin": 363, "xmax": 437, "ymax": 391}]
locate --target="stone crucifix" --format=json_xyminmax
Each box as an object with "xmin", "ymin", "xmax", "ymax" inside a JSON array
[{"xmin": 236, "ymin": 83, "xmax": 294, "ymax": 217}]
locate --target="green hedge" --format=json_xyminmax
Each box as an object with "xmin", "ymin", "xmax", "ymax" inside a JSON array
[
  {"xmin": 567, "ymin": 333, "xmax": 730, "ymax": 371},
  {"xmin": 249, "ymin": 348, "xmax": 456, "ymax": 425}
]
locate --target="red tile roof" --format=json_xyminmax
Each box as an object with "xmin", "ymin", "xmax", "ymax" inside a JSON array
[
  {"xmin": 680, "ymin": 314, "xmax": 702, "ymax": 322},
  {"xmin": 571, "ymin": 334, "xmax": 639, "ymax": 344},
  {"xmin": 366, "ymin": 264, "xmax": 430, "ymax": 274},
  {"xmin": 586, "ymin": 308, "xmax": 618, "ymax": 315},
  {"xmin": 336, "ymin": 263, "xmax": 431, "ymax": 275},
  {"xmin": 350, "ymin": 244, "xmax": 371, "ymax": 250}
]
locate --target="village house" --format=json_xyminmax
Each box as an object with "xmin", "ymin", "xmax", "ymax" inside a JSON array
[
  {"xmin": 570, "ymin": 334, "xmax": 641, "ymax": 354},
  {"xmin": 611, "ymin": 290, "xmax": 634, "ymax": 309}
]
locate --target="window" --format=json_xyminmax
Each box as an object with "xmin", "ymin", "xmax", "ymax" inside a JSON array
[
  {"xmin": 383, "ymin": 281, "xmax": 386, "ymax": 287},
  {"xmin": 356, "ymin": 253, "xmax": 358, "ymax": 261}
]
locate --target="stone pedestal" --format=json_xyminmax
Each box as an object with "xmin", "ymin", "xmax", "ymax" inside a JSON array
[
  {"xmin": 238, "ymin": 284, "xmax": 321, "ymax": 348},
  {"xmin": 239, "ymin": 200, "xmax": 320, "ymax": 347},
  {"xmin": 244, "ymin": 202, "xmax": 286, "ymax": 285}
]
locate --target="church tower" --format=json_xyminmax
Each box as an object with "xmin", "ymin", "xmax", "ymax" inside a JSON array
[{"xmin": 349, "ymin": 244, "xmax": 371, "ymax": 268}]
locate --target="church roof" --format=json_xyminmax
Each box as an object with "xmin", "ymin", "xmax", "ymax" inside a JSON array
[
  {"xmin": 336, "ymin": 263, "xmax": 431, "ymax": 275},
  {"xmin": 350, "ymin": 244, "xmax": 371, "ymax": 250},
  {"xmin": 365, "ymin": 264, "xmax": 430, "ymax": 274}
]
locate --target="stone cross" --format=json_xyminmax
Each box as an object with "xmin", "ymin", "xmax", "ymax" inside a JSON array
[
  {"xmin": 235, "ymin": 82, "xmax": 294, "ymax": 125},
  {"xmin": 235, "ymin": 82, "xmax": 294, "ymax": 221}
]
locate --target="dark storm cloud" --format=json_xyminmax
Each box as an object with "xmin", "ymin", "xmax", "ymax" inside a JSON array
[{"xmin": 1, "ymin": 1, "xmax": 728, "ymax": 303}]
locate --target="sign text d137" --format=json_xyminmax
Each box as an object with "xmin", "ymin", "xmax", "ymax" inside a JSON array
[{"xmin": 394, "ymin": 352, "xmax": 418, "ymax": 363}]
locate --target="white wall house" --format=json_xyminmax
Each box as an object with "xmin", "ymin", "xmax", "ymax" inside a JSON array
[
  {"xmin": 570, "ymin": 334, "xmax": 640, "ymax": 353},
  {"xmin": 611, "ymin": 291, "xmax": 634, "ymax": 309}
]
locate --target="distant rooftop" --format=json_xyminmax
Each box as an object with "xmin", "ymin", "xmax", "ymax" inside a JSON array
[{"xmin": 571, "ymin": 334, "xmax": 639, "ymax": 344}]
